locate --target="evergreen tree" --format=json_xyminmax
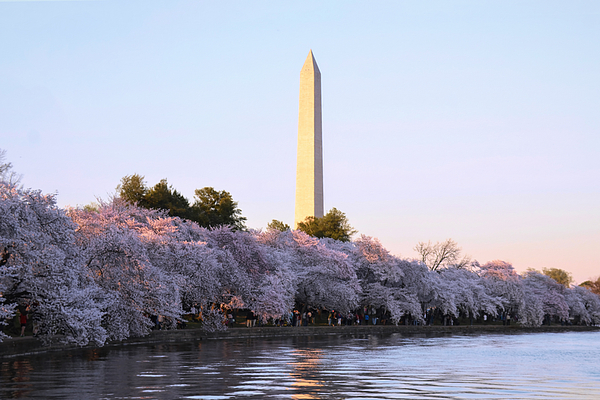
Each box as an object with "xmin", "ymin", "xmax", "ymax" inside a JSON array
[
  {"xmin": 267, "ymin": 219, "xmax": 290, "ymax": 232},
  {"xmin": 296, "ymin": 208, "xmax": 356, "ymax": 242},
  {"xmin": 117, "ymin": 175, "xmax": 246, "ymax": 229},
  {"xmin": 116, "ymin": 174, "xmax": 148, "ymax": 206},
  {"xmin": 145, "ymin": 179, "xmax": 191, "ymax": 220},
  {"xmin": 190, "ymin": 187, "xmax": 246, "ymax": 231}
]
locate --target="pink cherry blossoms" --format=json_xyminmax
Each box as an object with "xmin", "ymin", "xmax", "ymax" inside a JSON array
[{"xmin": 1, "ymin": 180, "xmax": 599, "ymax": 346}]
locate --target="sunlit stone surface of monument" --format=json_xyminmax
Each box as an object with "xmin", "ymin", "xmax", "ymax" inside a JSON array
[{"xmin": 295, "ymin": 50, "xmax": 324, "ymax": 228}]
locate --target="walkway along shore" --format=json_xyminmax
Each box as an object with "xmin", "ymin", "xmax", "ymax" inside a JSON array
[{"xmin": 1, "ymin": 324, "xmax": 599, "ymax": 359}]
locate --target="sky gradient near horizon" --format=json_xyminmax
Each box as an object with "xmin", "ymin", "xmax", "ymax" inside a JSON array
[{"xmin": 1, "ymin": 1, "xmax": 599, "ymax": 283}]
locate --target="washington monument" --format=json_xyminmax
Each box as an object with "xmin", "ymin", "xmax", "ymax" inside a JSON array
[{"xmin": 294, "ymin": 50, "xmax": 324, "ymax": 228}]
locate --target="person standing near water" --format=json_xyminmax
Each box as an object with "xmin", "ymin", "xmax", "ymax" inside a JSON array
[
  {"xmin": 246, "ymin": 310, "xmax": 254, "ymax": 328},
  {"xmin": 19, "ymin": 307, "xmax": 28, "ymax": 337}
]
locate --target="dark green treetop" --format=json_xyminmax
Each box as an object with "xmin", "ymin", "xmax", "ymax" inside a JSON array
[
  {"xmin": 145, "ymin": 179, "xmax": 191, "ymax": 220},
  {"xmin": 267, "ymin": 219, "xmax": 290, "ymax": 232},
  {"xmin": 116, "ymin": 174, "xmax": 148, "ymax": 206},
  {"xmin": 296, "ymin": 207, "xmax": 356, "ymax": 242},
  {"xmin": 116, "ymin": 175, "xmax": 246, "ymax": 230},
  {"xmin": 190, "ymin": 187, "xmax": 246, "ymax": 231}
]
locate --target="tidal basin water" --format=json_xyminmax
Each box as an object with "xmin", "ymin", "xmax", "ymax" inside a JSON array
[{"xmin": 2, "ymin": 331, "xmax": 600, "ymax": 399}]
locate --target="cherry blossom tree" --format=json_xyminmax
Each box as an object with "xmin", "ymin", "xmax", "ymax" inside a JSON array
[
  {"xmin": 346, "ymin": 235, "xmax": 421, "ymax": 323},
  {"xmin": 0, "ymin": 182, "xmax": 107, "ymax": 345},
  {"xmin": 479, "ymin": 260, "xmax": 524, "ymax": 317},
  {"xmin": 198, "ymin": 227, "xmax": 271, "ymax": 316},
  {"xmin": 565, "ymin": 285, "xmax": 600, "ymax": 325},
  {"xmin": 69, "ymin": 200, "xmax": 182, "ymax": 340},
  {"xmin": 398, "ymin": 259, "xmax": 441, "ymax": 321},
  {"xmin": 522, "ymin": 271, "xmax": 569, "ymax": 323},
  {"xmin": 5, "ymin": 162, "xmax": 600, "ymax": 342},
  {"xmin": 138, "ymin": 218, "xmax": 223, "ymax": 319},
  {"xmin": 440, "ymin": 267, "xmax": 502, "ymax": 320},
  {"xmin": 252, "ymin": 247, "xmax": 296, "ymax": 321},
  {"xmin": 263, "ymin": 230, "xmax": 360, "ymax": 314}
]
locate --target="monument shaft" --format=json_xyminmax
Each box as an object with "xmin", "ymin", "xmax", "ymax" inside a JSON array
[{"xmin": 295, "ymin": 50, "xmax": 324, "ymax": 228}]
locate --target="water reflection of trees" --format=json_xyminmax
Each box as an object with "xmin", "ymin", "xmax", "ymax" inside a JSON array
[
  {"xmin": 1, "ymin": 336, "xmax": 365, "ymax": 399},
  {"xmin": 0, "ymin": 359, "xmax": 33, "ymax": 398}
]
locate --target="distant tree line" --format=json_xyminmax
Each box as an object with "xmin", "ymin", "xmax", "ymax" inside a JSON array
[
  {"xmin": 116, "ymin": 174, "xmax": 247, "ymax": 231},
  {"xmin": 118, "ymin": 174, "xmax": 357, "ymax": 243}
]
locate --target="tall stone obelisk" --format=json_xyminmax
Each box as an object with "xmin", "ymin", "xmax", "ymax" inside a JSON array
[{"xmin": 295, "ymin": 50, "xmax": 324, "ymax": 228}]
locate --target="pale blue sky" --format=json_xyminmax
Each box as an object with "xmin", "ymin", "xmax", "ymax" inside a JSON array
[{"xmin": 1, "ymin": 1, "xmax": 599, "ymax": 282}]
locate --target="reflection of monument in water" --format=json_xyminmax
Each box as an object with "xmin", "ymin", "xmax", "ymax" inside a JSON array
[
  {"xmin": 294, "ymin": 50, "xmax": 324, "ymax": 228},
  {"xmin": 289, "ymin": 348, "xmax": 324, "ymax": 399}
]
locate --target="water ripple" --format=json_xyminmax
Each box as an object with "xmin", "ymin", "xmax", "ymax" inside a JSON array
[{"xmin": 1, "ymin": 332, "xmax": 600, "ymax": 399}]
